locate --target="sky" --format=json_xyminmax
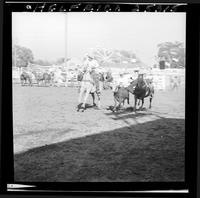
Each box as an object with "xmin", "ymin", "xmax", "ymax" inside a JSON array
[{"xmin": 12, "ymin": 12, "xmax": 186, "ymax": 65}]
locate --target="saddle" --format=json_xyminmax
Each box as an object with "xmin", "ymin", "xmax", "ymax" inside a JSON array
[{"xmin": 134, "ymin": 81, "xmax": 148, "ymax": 96}]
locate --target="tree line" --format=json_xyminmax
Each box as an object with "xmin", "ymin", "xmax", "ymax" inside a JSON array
[
  {"xmin": 157, "ymin": 41, "xmax": 185, "ymax": 68},
  {"xmin": 12, "ymin": 45, "xmax": 65, "ymax": 67},
  {"xmin": 12, "ymin": 41, "xmax": 185, "ymax": 69}
]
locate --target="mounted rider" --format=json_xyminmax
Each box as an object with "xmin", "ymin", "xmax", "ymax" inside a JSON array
[{"xmin": 83, "ymin": 54, "xmax": 100, "ymax": 94}]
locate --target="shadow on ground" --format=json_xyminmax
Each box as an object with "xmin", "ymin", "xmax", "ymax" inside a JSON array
[{"xmin": 14, "ymin": 117, "xmax": 185, "ymax": 182}]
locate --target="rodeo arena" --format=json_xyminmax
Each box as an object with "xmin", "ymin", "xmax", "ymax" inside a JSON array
[{"xmin": 13, "ymin": 54, "xmax": 185, "ymax": 182}]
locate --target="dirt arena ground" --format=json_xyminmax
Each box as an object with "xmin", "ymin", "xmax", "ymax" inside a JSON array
[{"xmin": 13, "ymin": 84, "xmax": 185, "ymax": 182}]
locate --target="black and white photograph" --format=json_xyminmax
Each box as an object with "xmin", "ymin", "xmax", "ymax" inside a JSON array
[{"xmin": 12, "ymin": 11, "xmax": 186, "ymax": 182}]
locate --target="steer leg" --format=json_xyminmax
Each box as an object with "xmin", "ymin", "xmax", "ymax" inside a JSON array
[
  {"xmin": 117, "ymin": 100, "xmax": 123, "ymax": 111},
  {"xmin": 115, "ymin": 97, "xmax": 123, "ymax": 111}
]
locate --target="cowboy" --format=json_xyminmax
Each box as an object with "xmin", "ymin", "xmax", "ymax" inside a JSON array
[
  {"xmin": 83, "ymin": 54, "xmax": 100, "ymax": 93},
  {"xmin": 133, "ymin": 69, "xmax": 139, "ymax": 79},
  {"xmin": 113, "ymin": 72, "xmax": 131, "ymax": 92},
  {"xmin": 118, "ymin": 72, "xmax": 131, "ymax": 87}
]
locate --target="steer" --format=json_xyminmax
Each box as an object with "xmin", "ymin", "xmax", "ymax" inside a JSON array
[{"xmin": 113, "ymin": 86, "xmax": 130, "ymax": 111}]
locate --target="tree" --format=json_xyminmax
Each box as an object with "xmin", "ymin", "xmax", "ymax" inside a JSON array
[
  {"xmin": 55, "ymin": 57, "xmax": 65, "ymax": 65},
  {"xmin": 157, "ymin": 41, "xmax": 185, "ymax": 68},
  {"xmin": 33, "ymin": 59, "xmax": 52, "ymax": 66},
  {"xmin": 92, "ymin": 48, "xmax": 114, "ymax": 66},
  {"xmin": 91, "ymin": 47, "xmax": 139, "ymax": 66},
  {"xmin": 12, "ymin": 45, "xmax": 34, "ymax": 68},
  {"xmin": 118, "ymin": 50, "xmax": 138, "ymax": 63}
]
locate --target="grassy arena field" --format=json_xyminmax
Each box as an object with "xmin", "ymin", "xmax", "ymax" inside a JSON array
[{"xmin": 13, "ymin": 84, "xmax": 185, "ymax": 182}]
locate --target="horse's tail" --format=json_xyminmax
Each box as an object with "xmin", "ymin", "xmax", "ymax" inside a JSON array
[
  {"xmin": 145, "ymin": 86, "xmax": 152, "ymax": 97},
  {"xmin": 151, "ymin": 86, "xmax": 155, "ymax": 95}
]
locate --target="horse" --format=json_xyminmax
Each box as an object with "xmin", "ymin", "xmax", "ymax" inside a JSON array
[
  {"xmin": 107, "ymin": 76, "xmax": 154, "ymax": 112},
  {"xmin": 77, "ymin": 70, "xmax": 102, "ymax": 112},
  {"xmin": 171, "ymin": 76, "xmax": 180, "ymax": 90},
  {"xmin": 105, "ymin": 74, "xmax": 132, "ymax": 112},
  {"xmin": 32, "ymin": 71, "xmax": 44, "ymax": 86},
  {"xmin": 113, "ymin": 86, "xmax": 130, "ymax": 111},
  {"xmin": 20, "ymin": 71, "xmax": 33, "ymax": 86},
  {"xmin": 52, "ymin": 70, "xmax": 65, "ymax": 87},
  {"xmin": 43, "ymin": 72, "xmax": 54, "ymax": 86},
  {"xmin": 130, "ymin": 78, "xmax": 154, "ymax": 111}
]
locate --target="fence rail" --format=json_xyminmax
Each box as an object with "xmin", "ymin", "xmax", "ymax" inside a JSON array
[{"xmin": 12, "ymin": 67, "xmax": 185, "ymax": 90}]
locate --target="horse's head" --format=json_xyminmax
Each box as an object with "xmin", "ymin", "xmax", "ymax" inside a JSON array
[
  {"xmin": 130, "ymin": 79, "xmax": 137, "ymax": 87},
  {"xmin": 77, "ymin": 72, "xmax": 84, "ymax": 81}
]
